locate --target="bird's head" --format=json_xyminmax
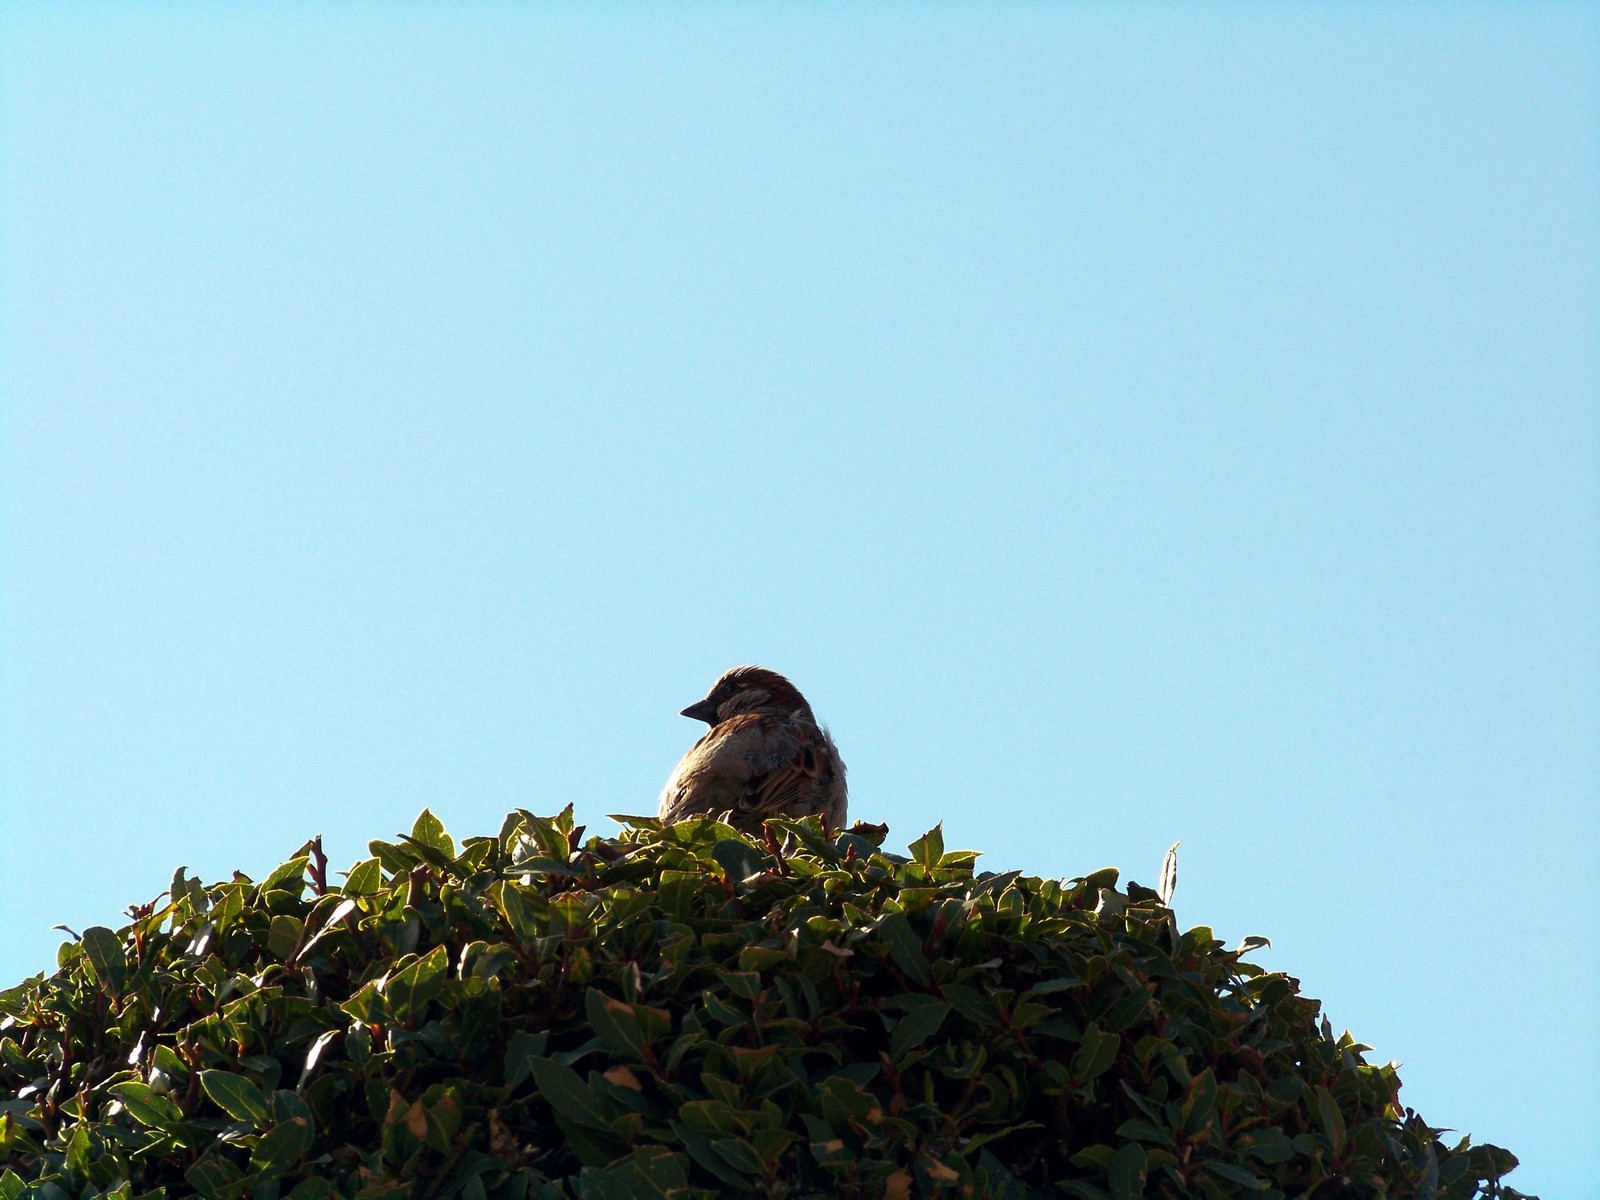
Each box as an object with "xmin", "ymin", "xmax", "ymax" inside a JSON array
[{"xmin": 680, "ymin": 666, "xmax": 812, "ymax": 725}]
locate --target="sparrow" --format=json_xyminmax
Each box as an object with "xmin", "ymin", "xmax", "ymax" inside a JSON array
[{"xmin": 658, "ymin": 666, "xmax": 848, "ymax": 832}]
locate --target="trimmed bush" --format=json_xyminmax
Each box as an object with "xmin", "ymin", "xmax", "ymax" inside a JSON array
[{"xmin": 0, "ymin": 809, "xmax": 1531, "ymax": 1198}]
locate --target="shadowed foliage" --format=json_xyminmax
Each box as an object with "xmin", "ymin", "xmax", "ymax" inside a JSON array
[{"xmin": 0, "ymin": 809, "xmax": 1531, "ymax": 1199}]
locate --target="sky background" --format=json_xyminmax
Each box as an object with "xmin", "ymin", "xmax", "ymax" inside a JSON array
[{"xmin": 2, "ymin": 5, "xmax": 1596, "ymax": 1196}]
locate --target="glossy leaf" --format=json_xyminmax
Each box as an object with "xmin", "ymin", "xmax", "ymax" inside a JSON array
[
  {"xmin": 250, "ymin": 1117, "xmax": 313, "ymax": 1175},
  {"xmin": 528, "ymin": 1056, "xmax": 612, "ymax": 1129},
  {"xmin": 890, "ymin": 1000, "xmax": 950, "ymax": 1061},
  {"xmin": 908, "ymin": 823, "xmax": 944, "ymax": 871},
  {"xmin": 78, "ymin": 927, "xmax": 126, "ymax": 994},
  {"xmin": 109, "ymin": 1081, "xmax": 182, "ymax": 1129},
  {"xmin": 200, "ymin": 1070, "xmax": 271, "ymax": 1127},
  {"xmin": 410, "ymin": 809, "xmax": 456, "ymax": 858}
]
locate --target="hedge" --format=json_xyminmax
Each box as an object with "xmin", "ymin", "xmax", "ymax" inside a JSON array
[{"xmin": 0, "ymin": 809, "xmax": 1531, "ymax": 1199}]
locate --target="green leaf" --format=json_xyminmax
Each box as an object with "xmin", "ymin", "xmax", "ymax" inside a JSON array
[
  {"xmin": 267, "ymin": 914, "xmax": 304, "ymax": 960},
  {"xmin": 1108, "ymin": 1141, "xmax": 1147, "ymax": 1200},
  {"xmin": 293, "ymin": 898, "xmax": 358, "ymax": 965},
  {"xmin": 1022, "ymin": 976, "xmax": 1082, "ymax": 999},
  {"xmin": 1079, "ymin": 866, "xmax": 1120, "ymax": 891},
  {"xmin": 908, "ymin": 823, "xmax": 944, "ymax": 870},
  {"xmin": 1114, "ymin": 1118, "xmax": 1169, "ymax": 1145},
  {"xmin": 212, "ymin": 884, "xmax": 246, "ymax": 930},
  {"xmin": 1240, "ymin": 1127, "xmax": 1296, "ymax": 1163},
  {"xmin": 585, "ymin": 988, "xmax": 647, "ymax": 1057},
  {"xmin": 1102, "ymin": 989, "xmax": 1151, "ymax": 1032},
  {"xmin": 521, "ymin": 813, "xmax": 572, "ymax": 861},
  {"xmin": 504, "ymin": 1030, "xmax": 550, "ymax": 1090},
  {"xmin": 498, "ymin": 881, "xmax": 542, "ymax": 943},
  {"xmin": 710, "ymin": 1135, "xmax": 764, "ymax": 1176},
  {"xmin": 298, "ymin": 1028, "xmax": 341, "ymax": 1088},
  {"xmin": 1312, "ymin": 1085, "xmax": 1347, "ymax": 1155},
  {"xmin": 737, "ymin": 945, "xmax": 790, "ymax": 972},
  {"xmin": 674, "ymin": 1122, "xmax": 755, "ymax": 1187},
  {"xmin": 1072, "ymin": 1024, "xmax": 1120, "ymax": 1081},
  {"xmin": 411, "ymin": 808, "xmax": 456, "ymax": 857},
  {"xmin": 528, "ymin": 1056, "xmax": 612, "ymax": 1129},
  {"xmin": 712, "ymin": 839, "xmax": 764, "ymax": 881},
  {"xmin": 1180, "ymin": 1067, "xmax": 1217, "ymax": 1133},
  {"xmin": 261, "ymin": 855, "xmax": 309, "ymax": 891},
  {"xmin": 890, "ymin": 1000, "xmax": 951, "ymax": 1061},
  {"xmin": 200, "ymin": 1070, "xmax": 272, "ymax": 1127},
  {"xmin": 0, "ymin": 1170, "xmax": 23, "ymax": 1200},
  {"xmin": 716, "ymin": 969, "xmax": 761, "ymax": 1001},
  {"xmin": 1265, "ymin": 1075, "xmax": 1303, "ymax": 1104},
  {"xmin": 657, "ymin": 869, "xmax": 698, "ymax": 918},
  {"xmin": 250, "ymin": 1116, "xmax": 313, "ymax": 1175},
  {"xmin": 79, "ymin": 926, "xmax": 126, "ymax": 993},
  {"xmin": 1205, "ymin": 1161, "xmax": 1269, "ymax": 1189},
  {"xmin": 185, "ymin": 1156, "xmax": 246, "ymax": 1198},
  {"xmin": 169, "ymin": 865, "xmax": 204, "ymax": 911},
  {"xmin": 368, "ymin": 838, "xmax": 417, "ymax": 875},
  {"xmin": 62, "ymin": 1124, "xmax": 92, "ymax": 1174},
  {"xmin": 876, "ymin": 912, "xmax": 929, "ymax": 985},
  {"xmin": 385, "ymin": 944, "xmax": 449, "ymax": 1018},
  {"xmin": 409, "ymin": 1084, "xmax": 463, "ymax": 1152},
  {"xmin": 110, "ymin": 1080, "xmax": 183, "ymax": 1128},
  {"xmin": 342, "ymin": 857, "xmax": 383, "ymax": 895},
  {"xmin": 680, "ymin": 1098, "xmax": 742, "ymax": 1137},
  {"xmin": 577, "ymin": 1147, "xmax": 689, "ymax": 1200},
  {"xmin": 340, "ymin": 978, "xmax": 387, "ymax": 1025},
  {"xmin": 272, "ymin": 1088, "xmax": 314, "ymax": 1126}
]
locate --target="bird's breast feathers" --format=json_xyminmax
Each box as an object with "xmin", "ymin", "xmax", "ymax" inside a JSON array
[{"xmin": 658, "ymin": 711, "xmax": 845, "ymax": 827}]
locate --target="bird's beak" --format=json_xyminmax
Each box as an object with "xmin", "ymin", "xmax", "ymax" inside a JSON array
[{"xmin": 680, "ymin": 698, "xmax": 719, "ymax": 724}]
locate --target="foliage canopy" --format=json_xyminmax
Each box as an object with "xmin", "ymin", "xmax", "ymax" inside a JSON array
[{"xmin": 0, "ymin": 809, "xmax": 1530, "ymax": 1198}]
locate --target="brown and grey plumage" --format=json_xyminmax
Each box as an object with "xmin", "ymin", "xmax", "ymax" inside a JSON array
[{"xmin": 658, "ymin": 666, "xmax": 847, "ymax": 832}]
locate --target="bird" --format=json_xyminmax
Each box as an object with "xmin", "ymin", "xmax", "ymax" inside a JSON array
[{"xmin": 658, "ymin": 666, "xmax": 848, "ymax": 832}]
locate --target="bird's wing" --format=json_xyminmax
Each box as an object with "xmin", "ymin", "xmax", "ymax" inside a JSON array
[{"xmin": 658, "ymin": 712, "xmax": 836, "ymax": 825}]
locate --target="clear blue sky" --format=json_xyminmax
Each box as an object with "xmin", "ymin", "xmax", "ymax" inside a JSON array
[{"xmin": 2, "ymin": 6, "xmax": 1595, "ymax": 1196}]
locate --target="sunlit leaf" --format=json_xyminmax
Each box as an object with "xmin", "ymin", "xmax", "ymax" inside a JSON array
[{"xmin": 200, "ymin": 1070, "xmax": 271, "ymax": 1127}]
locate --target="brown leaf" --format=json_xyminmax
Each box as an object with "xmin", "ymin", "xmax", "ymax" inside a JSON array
[
  {"xmin": 603, "ymin": 1065, "xmax": 643, "ymax": 1091},
  {"xmin": 382, "ymin": 1088, "xmax": 406, "ymax": 1128},
  {"xmin": 404, "ymin": 1099, "xmax": 428, "ymax": 1137}
]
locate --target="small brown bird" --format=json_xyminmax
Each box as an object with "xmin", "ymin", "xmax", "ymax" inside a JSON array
[{"xmin": 658, "ymin": 666, "xmax": 848, "ymax": 831}]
